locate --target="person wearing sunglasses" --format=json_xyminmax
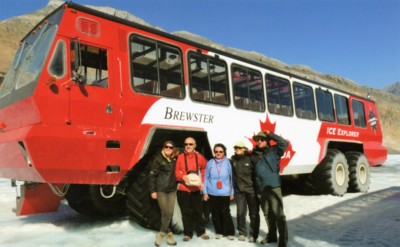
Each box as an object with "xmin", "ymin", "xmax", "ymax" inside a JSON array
[
  {"xmin": 175, "ymin": 137, "xmax": 209, "ymax": 241},
  {"xmin": 251, "ymin": 130, "xmax": 288, "ymax": 247},
  {"xmin": 203, "ymin": 143, "xmax": 235, "ymax": 240},
  {"xmin": 230, "ymin": 140, "xmax": 260, "ymax": 243},
  {"xmin": 149, "ymin": 140, "xmax": 178, "ymax": 246}
]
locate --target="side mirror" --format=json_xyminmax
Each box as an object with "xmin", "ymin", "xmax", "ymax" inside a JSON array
[
  {"xmin": 71, "ymin": 40, "xmax": 80, "ymax": 71},
  {"xmin": 70, "ymin": 40, "xmax": 85, "ymax": 84}
]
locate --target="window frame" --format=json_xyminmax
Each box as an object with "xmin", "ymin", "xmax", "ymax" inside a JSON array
[
  {"xmin": 188, "ymin": 51, "xmax": 229, "ymax": 106},
  {"xmin": 352, "ymin": 99, "xmax": 367, "ymax": 128},
  {"xmin": 315, "ymin": 88, "xmax": 336, "ymax": 122},
  {"xmin": 265, "ymin": 74, "xmax": 294, "ymax": 117},
  {"xmin": 293, "ymin": 82, "xmax": 316, "ymax": 120},
  {"xmin": 334, "ymin": 94, "xmax": 351, "ymax": 125},
  {"xmin": 48, "ymin": 40, "xmax": 67, "ymax": 79},
  {"xmin": 76, "ymin": 43, "xmax": 109, "ymax": 88},
  {"xmin": 129, "ymin": 34, "xmax": 184, "ymax": 99},
  {"xmin": 231, "ymin": 63, "xmax": 265, "ymax": 112}
]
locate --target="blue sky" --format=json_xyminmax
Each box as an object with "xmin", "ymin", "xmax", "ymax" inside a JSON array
[{"xmin": 1, "ymin": 0, "xmax": 399, "ymax": 89}]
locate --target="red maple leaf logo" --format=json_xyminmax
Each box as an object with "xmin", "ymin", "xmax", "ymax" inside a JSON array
[
  {"xmin": 247, "ymin": 114, "xmax": 295, "ymax": 173},
  {"xmin": 279, "ymin": 141, "xmax": 295, "ymax": 173}
]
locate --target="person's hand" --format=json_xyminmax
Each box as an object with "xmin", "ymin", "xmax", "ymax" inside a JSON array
[
  {"xmin": 263, "ymin": 130, "xmax": 270, "ymax": 135},
  {"xmin": 183, "ymin": 175, "xmax": 188, "ymax": 183},
  {"xmin": 230, "ymin": 195, "xmax": 234, "ymax": 201},
  {"xmin": 151, "ymin": 192, "xmax": 157, "ymax": 200},
  {"xmin": 203, "ymin": 194, "xmax": 209, "ymax": 201}
]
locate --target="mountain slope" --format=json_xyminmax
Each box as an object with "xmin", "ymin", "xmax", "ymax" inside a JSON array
[{"xmin": 383, "ymin": 81, "xmax": 400, "ymax": 95}]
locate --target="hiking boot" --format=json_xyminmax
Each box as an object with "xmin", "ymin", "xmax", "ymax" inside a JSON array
[
  {"xmin": 238, "ymin": 235, "xmax": 246, "ymax": 241},
  {"xmin": 166, "ymin": 232, "xmax": 176, "ymax": 246},
  {"xmin": 200, "ymin": 233, "xmax": 210, "ymax": 240},
  {"xmin": 227, "ymin": 235, "xmax": 235, "ymax": 240},
  {"xmin": 249, "ymin": 236, "xmax": 257, "ymax": 243},
  {"xmin": 278, "ymin": 242, "xmax": 287, "ymax": 247},
  {"xmin": 183, "ymin": 235, "xmax": 191, "ymax": 241},
  {"xmin": 215, "ymin": 234, "xmax": 223, "ymax": 239},
  {"xmin": 155, "ymin": 232, "xmax": 166, "ymax": 247},
  {"xmin": 260, "ymin": 237, "xmax": 277, "ymax": 244}
]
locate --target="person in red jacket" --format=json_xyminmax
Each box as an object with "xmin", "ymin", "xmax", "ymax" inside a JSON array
[{"xmin": 175, "ymin": 137, "xmax": 210, "ymax": 241}]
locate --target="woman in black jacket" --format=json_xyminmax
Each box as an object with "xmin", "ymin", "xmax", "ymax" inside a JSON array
[
  {"xmin": 230, "ymin": 141, "xmax": 260, "ymax": 242},
  {"xmin": 149, "ymin": 140, "xmax": 178, "ymax": 246}
]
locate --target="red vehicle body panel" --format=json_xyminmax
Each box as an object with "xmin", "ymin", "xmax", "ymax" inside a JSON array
[{"xmin": 0, "ymin": 3, "xmax": 388, "ymax": 215}]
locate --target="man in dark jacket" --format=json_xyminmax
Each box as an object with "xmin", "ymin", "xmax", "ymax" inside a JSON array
[{"xmin": 251, "ymin": 130, "xmax": 288, "ymax": 247}]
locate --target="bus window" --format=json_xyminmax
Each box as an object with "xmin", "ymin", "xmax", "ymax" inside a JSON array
[
  {"xmin": 189, "ymin": 52, "xmax": 229, "ymax": 105},
  {"xmin": 352, "ymin": 99, "xmax": 367, "ymax": 128},
  {"xmin": 293, "ymin": 82, "xmax": 316, "ymax": 120},
  {"xmin": 48, "ymin": 40, "xmax": 66, "ymax": 78},
  {"xmin": 76, "ymin": 44, "xmax": 108, "ymax": 88},
  {"xmin": 159, "ymin": 43, "xmax": 184, "ymax": 98},
  {"xmin": 335, "ymin": 94, "xmax": 351, "ymax": 125},
  {"xmin": 316, "ymin": 89, "xmax": 335, "ymax": 122},
  {"xmin": 130, "ymin": 36, "xmax": 184, "ymax": 98},
  {"xmin": 232, "ymin": 65, "xmax": 264, "ymax": 111},
  {"xmin": 266, "ymin": 74, "xmax": 293, "ymax": 116}
]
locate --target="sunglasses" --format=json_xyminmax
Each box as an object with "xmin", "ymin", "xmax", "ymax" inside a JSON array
[
  {"xmin": 164, "ymin": 145, "xmax": 174, "ymax": 150},
  {"xmin": 234, "ymin": 146, "xmax": 244, "ymax": 150},
  {"xmin": 185, "ymin": 143, "xmax": 194, "ymax": 146},
  {"xmin": 254, "ymin": 138, "xmax": 267, "ymax": 142},
  {"xmin": 214, "ymin": 150, "xmax": 224, "ymax": 154}
]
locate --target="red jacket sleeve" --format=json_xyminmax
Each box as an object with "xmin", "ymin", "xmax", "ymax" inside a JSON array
[{"xmin": 175, "ymin": 154, "xmax": 186, "ymax": 182}]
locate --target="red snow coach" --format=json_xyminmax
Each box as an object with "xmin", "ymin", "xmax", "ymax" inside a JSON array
[{"xmin": 0, "ymin": 2, "xmax": 387, "ymax": 231}]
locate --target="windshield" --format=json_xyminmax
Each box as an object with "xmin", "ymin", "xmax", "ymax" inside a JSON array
[{"xmin": 0, "ymin": 23, "xmax": 58, "ymax": 98}]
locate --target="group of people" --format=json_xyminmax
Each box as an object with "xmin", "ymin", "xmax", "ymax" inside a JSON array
[{"xmin": 148, "ymin": 130, "xmax": 289, "ymax": 247}]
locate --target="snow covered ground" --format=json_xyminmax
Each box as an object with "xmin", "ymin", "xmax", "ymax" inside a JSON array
[{"xmin": 0, "ymin": 155, "xmax": 399, "ymax": 247}]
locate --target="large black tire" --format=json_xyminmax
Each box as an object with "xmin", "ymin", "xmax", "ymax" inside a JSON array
[
  {"xmin": 302, "ymin": 173, "xmax": 317, "ymax": 195},
  {"xmin": 65, "ymin": 184, "xmax": 127, "ymax": 216},
  {"xmin": 346, "ymin": 152, "xmax": 370, "ymax": 193},
  {"xmin": 65, "ymin": 184, "xmax": 97, "ymax": 216},
  {"xmin": 307, "ymin": 149, "xmax": 349, "ymax": 196},
  {"xmin": 126, "ymin": 163, "xmax": 162, "ymax": 231},
  {"xmin": 126, "ymin": 156, "xmax": 182, "ymax": 233}
]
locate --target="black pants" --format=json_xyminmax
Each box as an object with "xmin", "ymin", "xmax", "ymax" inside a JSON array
[
  {"xmin": 177, "ymin": 190, "xmax": 206, "ymax": 238},
  {"xmin": 235, "ymin": 192, "xmax": 260, "ymax": 239},
  {"xmin": 208, "ymin": 195, "xmax": 235, "ymax": 236},
  {"xmin": 203, "ymin": 200, "xmax": 211, "ymax": 224},
  {"xmin": 259, "ymin": 187, "xmax": 288, "ymax": 244}
]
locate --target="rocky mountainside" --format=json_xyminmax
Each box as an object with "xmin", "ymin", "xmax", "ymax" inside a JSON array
[
  {"xmin": 0, "ymin": 0, "xmax": 399, "ymax": 153},
  {"xmin": 383, "ymin": 81, "xmax": 400, "ymax": 95}
]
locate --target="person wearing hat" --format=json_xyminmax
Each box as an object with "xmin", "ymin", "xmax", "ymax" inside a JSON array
[
  {"xmin": 230, "ymin": 140, "xmax": 260, "ymax": 243},
  {"xmin": 149, "ymin": 140, "xmax": 179, "ymax": 246},
  {"xmin": 251, "ymin": 130, "xmax": 288, "ymax": 247}
]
